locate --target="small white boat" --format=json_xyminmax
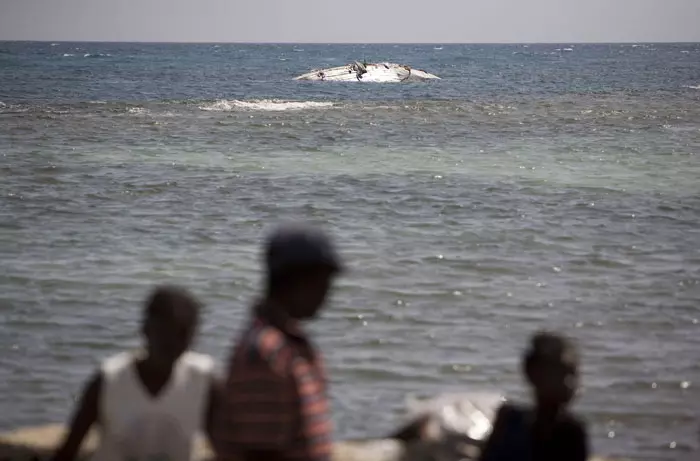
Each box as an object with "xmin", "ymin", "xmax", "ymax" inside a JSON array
[{"xmin": 294, "ymin": 61, "xmax": 440, "ymax": 83}]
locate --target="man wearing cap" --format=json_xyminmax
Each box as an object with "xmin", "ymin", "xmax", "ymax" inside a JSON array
[{"xmin": 212, "ymin": 223, "xmax": 343, "ymax": 461}]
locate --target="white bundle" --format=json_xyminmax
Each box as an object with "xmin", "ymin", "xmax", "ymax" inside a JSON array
[{"xmin": 400, "ymin": 392, "xmax": 506, "ymax": 461}]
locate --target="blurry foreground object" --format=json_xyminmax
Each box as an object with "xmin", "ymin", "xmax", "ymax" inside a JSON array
[
  {"xmin": 0, "ymin": 392, "xmax": 628, "ymax": 461},
  {"xmin": 0, "ymin": 425, "xmax": 402, "ymax": 461},
  {"xmin": 392, "ymin": 392, "xmax": 505, "ymax": 461},
  {"xmin": 392, "ymin": 392, "xmax": 627, "ymax": 461}
]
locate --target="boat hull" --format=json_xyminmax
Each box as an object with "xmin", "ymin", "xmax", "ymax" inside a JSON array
[{"xmin": 294, "ymin": 62, "xmax": 440, "ymax": 83}]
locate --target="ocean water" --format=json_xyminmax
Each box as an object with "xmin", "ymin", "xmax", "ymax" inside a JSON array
[{"xmin": 1, "ymin": 42, "xmax": 699, "ymax": 460}]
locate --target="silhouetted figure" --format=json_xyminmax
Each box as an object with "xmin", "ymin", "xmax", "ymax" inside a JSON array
[
  {"xmin": 52, "ymin": 285, "xmax": 220, "ymax": 461},
  {"xmin": 212, "ymin": 223, "xmax": 344, "ymax": 461},
  {"xmin": 478, "ymin": 331, "xmax": 588, "ymax": 461}
]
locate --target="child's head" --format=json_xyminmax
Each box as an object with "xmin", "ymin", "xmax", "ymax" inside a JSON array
[
  {"xmin": 141, "ymin": 285, "xmax": 201, "ymax": 366},
  {"xmin": 523, "ymin": 331, "xmax": 579, "ymax": 409}
]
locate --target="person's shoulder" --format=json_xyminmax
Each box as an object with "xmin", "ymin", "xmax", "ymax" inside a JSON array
[
  {"xmin": 246, "ymin": 324, "xmax": 288, "ymax": 355},
  {"xmin": 490, "ymin": 400, "xmax": 531, "ymax": 433},
  {"xmin": 495, "ymin": 401, "xmax": 528, "ymax": 420},
  {"xmin": 180, "ymin": 351, "xmax": 216, "ymax": 375},
  {"xmin": 100, "ymin": 350, "xmax": 136, "ymax": 377},
  {"xmin": 236, "ymin": 323, "xmax": 291, "ymax": 371}
]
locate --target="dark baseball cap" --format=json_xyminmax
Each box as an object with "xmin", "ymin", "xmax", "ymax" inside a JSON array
[{"xmin": 264, "ymin": 222, "xmax": 344, "ymax": 276}]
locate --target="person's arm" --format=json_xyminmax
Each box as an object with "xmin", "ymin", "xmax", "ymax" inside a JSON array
[
  {"xmin": 477, "ymin": 404, "xmax": 512, "ymax": 461},
  {"xmin": 50, "ymin": 372, "xmax": 102, "ymax": 461},
  {"xmin": 211, "ymin": 342, "xmax": 297, "ymax": 461}
]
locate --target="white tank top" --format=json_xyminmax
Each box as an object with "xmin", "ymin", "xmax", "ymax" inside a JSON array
[{"xmin": 92, "ymin": 350, "xmax": 215, "ymax": 461}]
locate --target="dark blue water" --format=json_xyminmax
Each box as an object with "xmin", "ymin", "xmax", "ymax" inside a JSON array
[{"xmin": 1, "ymin": 42, "xmax": 699, "ymax": 103}]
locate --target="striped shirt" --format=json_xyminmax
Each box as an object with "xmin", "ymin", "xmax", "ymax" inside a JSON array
[{"xmin": 212, "ymin": 311, "xmax": 333, "ymax": 461}]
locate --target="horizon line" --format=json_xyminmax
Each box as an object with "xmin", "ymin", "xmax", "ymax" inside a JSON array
[{"xmin": 1, "ymin": 39, "xmax": 699, "ymax": 46}]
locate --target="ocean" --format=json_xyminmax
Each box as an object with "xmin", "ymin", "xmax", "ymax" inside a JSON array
[{"xmin": 1, "ymin": 41, "xmax": 699, "ymax": 460}]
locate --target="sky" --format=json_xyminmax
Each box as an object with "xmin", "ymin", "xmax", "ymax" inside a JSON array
[{"xmin": 1, "ymin": 0, "xmax": 699, "ymax": 43}]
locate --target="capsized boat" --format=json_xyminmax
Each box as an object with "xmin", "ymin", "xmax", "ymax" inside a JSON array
[{"xmin": 294, "ymin": 61, "xmax": 440, "ymax": 83}]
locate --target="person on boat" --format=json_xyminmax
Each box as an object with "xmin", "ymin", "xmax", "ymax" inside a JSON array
[
  {"xmin": 211, "ymin": 222, "xmax": 344, "ymax": 461},
  {"xmin": 478, "ymin": 331, "xmax": 588, "ymax": 461},
  {"xmin": 51, "ymin": 285, "xmax": 220, "ymax": 461}
]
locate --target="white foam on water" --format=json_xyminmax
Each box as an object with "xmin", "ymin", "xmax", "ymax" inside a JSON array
[
  {"xmin": 198, "ymin": 99, "xmax": 334, "ymax": 112},
  {"xmin": 684, "ymin": 85, "xmax": 700, "ymax": 90},
  {"xmin": 62, "ymin": 53, "xmax": 74, "ymax": 57},
  {"xmin": 126, "ymin": 107, "xmax": 149, "ymax": 115}
]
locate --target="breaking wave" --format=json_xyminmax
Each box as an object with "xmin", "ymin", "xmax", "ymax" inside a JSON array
[
  {"xmin": 126, "ymin": 107, "xmax": 149, "ymax": 115},
  {"xmin": 198, "ymin": 99, "xmax": 334, "ymax": 112}
]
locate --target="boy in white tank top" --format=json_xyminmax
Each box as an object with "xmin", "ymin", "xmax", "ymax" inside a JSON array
[{"xmin": 51, "ymin": 285, "xmax": 220, "ymax": 461}]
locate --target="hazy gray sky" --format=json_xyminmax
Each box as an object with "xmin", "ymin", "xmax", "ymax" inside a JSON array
[{"xmin": 1, "ymin": 0, "xmax": 699, "ymax": 43}]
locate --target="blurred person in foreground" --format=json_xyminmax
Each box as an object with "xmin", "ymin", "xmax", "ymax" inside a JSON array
[
  {"xmin": 478, "ymin": 331, "xmax": 589, "ymax": 461},
  {"xmin": 212, "ymin": 222, "xmax": 344, "ymax": 461},
  {"xmin": 52, "ymin": 285, "xmax": 220, "ymax": 461}
]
